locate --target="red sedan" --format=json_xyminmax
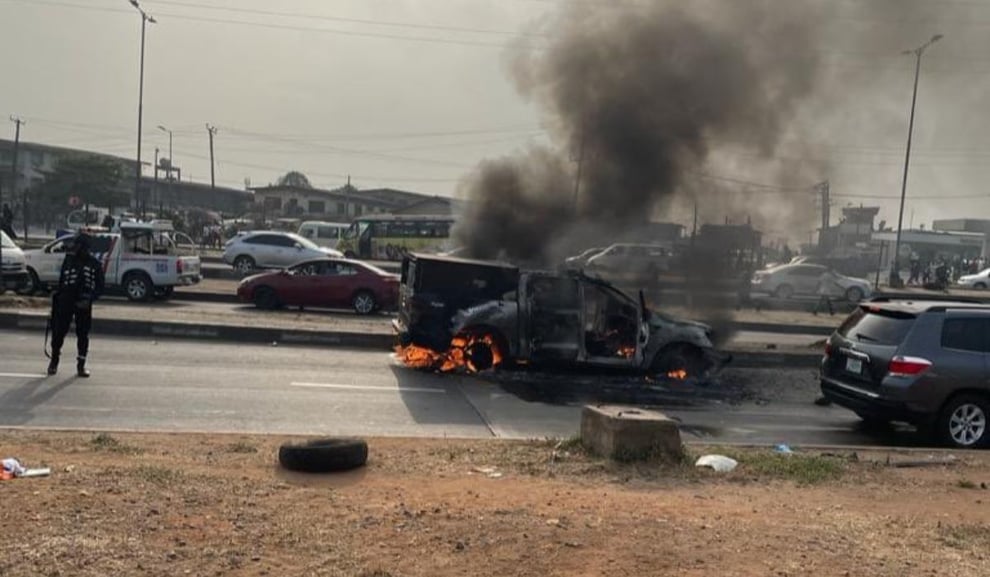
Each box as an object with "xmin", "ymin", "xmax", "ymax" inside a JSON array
[{"xmin": 237, "ymin": 258, "xmax": 399, "ymax": 314}]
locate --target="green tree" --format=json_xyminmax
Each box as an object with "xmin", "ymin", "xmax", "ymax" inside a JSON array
[{"xmin": 35, "ymin": 155, "xmax": 129, "ymax": 222}]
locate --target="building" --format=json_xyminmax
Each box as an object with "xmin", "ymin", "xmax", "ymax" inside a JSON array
[
  {"xmin": 1, "ymin": 138, "xmax": 249, "ymax": 217},
  {"xmin": 250, "ymin": 181, "xmax": 457, "ymax": 221},
  {"xmin": 820, "ymin": 205, "xmax": 880, "ymax": 256},
  {"xmin": 872, "ymin": 229, "xmax": 985, "ymax": 269},
  {"xmin": 0, "ymin": 138, "xmax": 136, "ymax": 197}
]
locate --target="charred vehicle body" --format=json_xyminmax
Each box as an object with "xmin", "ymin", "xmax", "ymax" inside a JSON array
[{"xmin": 394, "ymin": 254, "xmax": 727, "ymax": 375}]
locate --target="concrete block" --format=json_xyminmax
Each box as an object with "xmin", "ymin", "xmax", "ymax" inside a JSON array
[{"xmin": 580, "ymin": 405, "xmax": 683, "ymax": 462}]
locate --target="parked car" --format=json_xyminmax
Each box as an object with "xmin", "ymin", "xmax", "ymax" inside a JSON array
[
  {"xmin": 22, "ymin": 222, "xmax": 201, "ymax": 301},
  {"xmin": 223, "ymin": 231, "xmax": 343, "ymax": 274},
  {"xmin": 821, "ymin": 299, "xmax": 990, "ymax": 448},
  {"xmin": 956, "ymin": 268, "xmax": 990, "ymax": 290},
  {"xmin": 584, "ymin": 243, "xmax": 672, "ymax": 277},
  {"xmin": 297, "ymin": 221, "xmax": 349, "ymax": 249},
  {"xmin": 563, "ymin": 247, "xmax": 605, "ymax": 270},
  {"xmin": 394, "ymin": 253, "xmax": 727, "ymax": 375},
  {"xmin": 237, "ymin": 257, "xmax": 398, "ymax": 314},
  {"xmin": 751, "ymin": 263, "xmax": 871, "ymax": 302},
  {"xmin": 1, "ymin": 230, "xmax": 29, "ymax": 293}
]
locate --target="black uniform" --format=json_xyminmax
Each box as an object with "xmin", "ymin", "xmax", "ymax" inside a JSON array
[{"xmin": 48, "ymin": 242, "xmax": 105, "ymax": 376}]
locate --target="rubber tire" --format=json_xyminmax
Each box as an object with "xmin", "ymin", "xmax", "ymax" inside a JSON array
[
  {"xmin": 15, "ymin": 268, "xmax": 39, "ymax": 296},
  {"xmin": 651, "ymin": 344, "xmax": 709, "ymax": 378},
  {"xmin": 254, "ymin": 286, "xmax": 280, "ymax": 310},
  {"xmin": 774, "ymin": 284, "xmax": 794, "ymax": 299},
  {"xmin": 352, "ymin": 290, "xmax": 377, "ymax": 315},
  {"xmin": 845, "ymin": 287, "xmax": 864, "ymax": 303},
  {"xmin": 937, "ymin": 394, "xmax": 990, "ymax": 449},
  {"xmin": 233, "ymin": 256, "xmax": 255, "ymax": 275},
  {"xmin": 466, "ymin": 340, "xmax": 495, "ymax": 372},
  {"xmin": 975, "ymin": 282, "xmax": 987, "ymax": 290},
  {"xmin": 278, "ymin": 438, "xmax": 368, "ymax": 473},
  {"xmin": 124, "ymin": 273, "xmax": 152, "ymax": 302}
]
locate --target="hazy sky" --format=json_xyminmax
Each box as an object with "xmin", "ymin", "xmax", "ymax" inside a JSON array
[{"xmin": 3, "ymin": 0, "xmax": 990, "ymax": 242}]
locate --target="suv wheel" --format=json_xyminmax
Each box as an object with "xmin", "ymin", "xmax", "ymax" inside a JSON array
[
  {"xmin": 233, "ymin": 256, "xmax": 255, "ymax": 275},
  {"xmin": 938, "ymin": 394, "xmax": 989, "ymax": 448},
  {"xmin": 975, "ymin": 282, "xmax": 987, "ymax": 290}
]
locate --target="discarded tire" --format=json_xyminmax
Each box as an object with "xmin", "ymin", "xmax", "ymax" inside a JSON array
[{"xmin": 278, "ymin": 438, "xmax": 368, "ymax": 473}]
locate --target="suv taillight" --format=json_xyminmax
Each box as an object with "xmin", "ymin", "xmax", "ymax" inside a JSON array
[{"xmin": 888, "ymin": 356, "xmax": 932, "ymax": 377}]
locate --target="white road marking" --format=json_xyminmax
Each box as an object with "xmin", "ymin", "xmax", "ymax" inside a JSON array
[
  {"xmin": 290, "ymin": 382, "xmax": 446, "ymax": 394},
  {"xmin": 0, "ymin": 372, "xmax": 47, "ymax": 379}
]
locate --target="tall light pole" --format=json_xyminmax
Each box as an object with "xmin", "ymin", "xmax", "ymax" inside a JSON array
[
  {"xmin": 130, "ymin": 0, "xmax": 156, "ymax": 216},
  {"xmin": 890, "ymin": 33, "xmax": 942, "ymax": 288}
]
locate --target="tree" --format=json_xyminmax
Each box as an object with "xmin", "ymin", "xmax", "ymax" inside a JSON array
[
  {"xmin": 277, "ymin": 171, "xmax": 312, "ymax": 189},
  {"xmin": 36, "ymin": 155, "xmax": 129, "ymax": 222}
]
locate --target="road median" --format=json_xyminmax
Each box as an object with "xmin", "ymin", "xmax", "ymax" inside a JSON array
[{"xmin": 0, "ymin": 309, "xmax": 824, "ymax": 367}]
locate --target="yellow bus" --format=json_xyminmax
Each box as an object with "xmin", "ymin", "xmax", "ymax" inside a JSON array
[{"xmin": 338, "ymin": 214, "xmax": 455, "ymax": 260}]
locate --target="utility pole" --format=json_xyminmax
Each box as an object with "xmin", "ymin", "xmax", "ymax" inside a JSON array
[
  {"xmin": 206, "ymin": 124, "xmax": 218, "ymax": 190},
  {"xmin": 691, "ymin": 199, "xmax": 698, "ymax": 245},
  {"xmin": 9, "ymin": 116, "xmax": 25, "ymax": 240},
  {"xmin": 816, "ymin": 180, "xmax": 830, "ymax": 251},
  {"xmin": 891, "ymin": 33, "xmax": 942, "ymax": 288},
  {"xmin": 130, "ymin": 1, "xmax": 156, "ymax": 215}
]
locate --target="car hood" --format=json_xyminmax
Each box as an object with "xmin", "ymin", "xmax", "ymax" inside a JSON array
[{"xmin": 239, "ymin": 271, "xmax": 281, "ymax": 285}]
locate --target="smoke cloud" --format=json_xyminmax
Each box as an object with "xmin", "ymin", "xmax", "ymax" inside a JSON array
[{"xmin": 455, "ymin": 0, "xmax": 825, "ymax": 263}]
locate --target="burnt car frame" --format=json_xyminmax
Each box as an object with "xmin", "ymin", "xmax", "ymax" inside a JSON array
[{"xmin": 394, "ymin": 253, "xmax": 726, "ymax": 375}]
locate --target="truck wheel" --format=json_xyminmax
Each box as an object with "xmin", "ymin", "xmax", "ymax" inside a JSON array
[
  {"xmin": 233, "ymin": 256, "xmax": 255, "ymax": 275},
  {"xmin": 845, "ymin": 287, "xmax": 864, "ymax": 302},
  {"xmin": 651, "ymin": 344, "xmax": 709, "ymax": 379},
  {"xmin": 352, "ymin": 290, "xmax": 377, "ymax": 315},
  {"xmin": 124, "ymin": 273, "xmax": 153, "ymax": 302}
]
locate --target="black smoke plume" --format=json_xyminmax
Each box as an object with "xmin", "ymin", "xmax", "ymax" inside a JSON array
[{"xmin": 454, "ymin": 0, "xmax": 823, "ymax": 263}]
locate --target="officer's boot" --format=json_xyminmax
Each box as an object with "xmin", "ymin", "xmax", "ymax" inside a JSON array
[
  {"xmin": 77, "ymin": 356, "xmax": 90, "ymax": 378},
  {"xmin": 47, "ymin": 354, "xmax": 59, "ymax": 376}
]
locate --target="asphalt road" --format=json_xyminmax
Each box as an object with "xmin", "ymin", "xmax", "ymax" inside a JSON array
[{"xmin": 0, "ymin": 330, "xmax": 932, "ymax": 448}]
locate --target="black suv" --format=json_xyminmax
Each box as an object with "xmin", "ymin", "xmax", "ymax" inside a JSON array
[{"xmin": 821, "ymin": 299, "xmax": 990, "ymax": 448}]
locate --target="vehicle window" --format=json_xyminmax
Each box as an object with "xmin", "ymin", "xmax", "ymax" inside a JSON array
[
  {"xmin": 122, "ymin": 230, "xmax": 153, "ymax": 254},
  {"xmin": 325, "ymin": 262, "xmax": 358, "ymax": 276},
  {"xmin": 242, "ymin": 234, "xmax": 270, "ymax": 245},
  {"xmin": 300, "ymin": 227, "xmax": 315, "ymax": 239},
  {"xmin": 941, "ymin": 318, "xmax": 990, "ymax": 353},
  {"xmin": 317, "ymin": 226, "xmax": 335, "ymax": 239},
  {"xmin": 627, "ymin": 246, "xmax": 648, "ymax": 257},
  {"xmin": 790, "ymin": 266, "xmax": 824, "ymax": 276},
  {"xmin": 48, "ymin": 239, "xmax": 67, "ymax": 253},
  {"xmin": 342, "ymin": 223, "xmax": 360, "ymax": 240},
  {"xmin": 295, "ymin": 261, "xmax": 325, "ymax": 275},
  {"xmin": 286, "ymin": 233, "xmax": 318, "ymax": 249},
  {"xmin": 837, "ymin": 308, "xmax": 916, "ymax": 345},
  {"xmin": 90, "ymin": 236, "xmax": 114, "ymax": 254}
]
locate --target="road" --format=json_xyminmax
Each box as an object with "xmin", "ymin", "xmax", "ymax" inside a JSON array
[{"xmin": 0, "ymin": 330, "xmax": 930, "ymax": 447}]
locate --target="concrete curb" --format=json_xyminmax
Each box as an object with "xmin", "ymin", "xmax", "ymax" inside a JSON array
[
  {"xmin": 0, "ymin": 311, "xmax": 395, "ymax": 351},
  {"xmin": 0, "ymin": 310, "xmax": 824, "ymax": 367}
]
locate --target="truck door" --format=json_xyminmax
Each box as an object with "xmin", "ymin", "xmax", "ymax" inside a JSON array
[
  {"xmin": 523, "ymin": 274, "xmax": 582, "ymax": 362},
  {"xmin": 580, "ymin": 281, "xmax": 643, "ymax": 367}
]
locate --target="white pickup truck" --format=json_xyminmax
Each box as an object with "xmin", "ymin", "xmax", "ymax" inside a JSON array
[{"xmin": 23, "ymin": 221, "xmax": 202, "ymax": 301}]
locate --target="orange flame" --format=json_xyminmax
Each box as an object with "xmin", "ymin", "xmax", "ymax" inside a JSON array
[
  {"xmin": 396, "ymin": 334, "xmax": 503, "ymax": 373},
  {"xmin": 666, "ymin": 369, "xmax": 689, "ymax": 380},
  {"xmin": 618, "ymin": 346, "xmax": 637, "ymax": 359}
]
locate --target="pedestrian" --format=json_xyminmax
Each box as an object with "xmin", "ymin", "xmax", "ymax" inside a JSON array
[
  {"xmin": 1, "ymin": 203, "xmax": 16, "ymax": 240},
  {"xmin": 47, "ymin": 234, "xmax": 105, "ymax": 377},
  {"xmin": 813, "ymin": 270, "xmax": 839, "ymax": 316}
]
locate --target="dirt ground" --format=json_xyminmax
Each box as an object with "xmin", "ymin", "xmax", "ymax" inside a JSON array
[{"xmin": 2, "ymin": 431, "xmax": 989, "ymax": 577}]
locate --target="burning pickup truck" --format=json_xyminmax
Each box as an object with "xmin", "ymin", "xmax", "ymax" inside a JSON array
[{"xmin": 393, "ymin": 253, "xmax": 727, "ymax": 377}]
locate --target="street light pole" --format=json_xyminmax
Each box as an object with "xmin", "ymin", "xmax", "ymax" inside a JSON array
[
  {"xmin": 130, "ymin": 0, "xmax": 156, "ymax": 218},
  {"xmin": 890, "ymin": 33, "xmax": 942, "ymax": 288}
]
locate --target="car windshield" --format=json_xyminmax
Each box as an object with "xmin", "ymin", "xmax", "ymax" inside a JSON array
[{"xmin": 1, "ymin": 231, "xmax": 15, "ymax": 249}]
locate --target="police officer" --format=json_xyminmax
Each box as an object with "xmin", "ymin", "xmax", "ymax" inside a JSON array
[{"xmin": 47, "ymin": 234, "xmax": 104, "ymax": 377}]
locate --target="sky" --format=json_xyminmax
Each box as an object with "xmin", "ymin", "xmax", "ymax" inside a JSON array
[{"xmin": 3, "ymin": 0, "xmax": 990, "ymax": 244}]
